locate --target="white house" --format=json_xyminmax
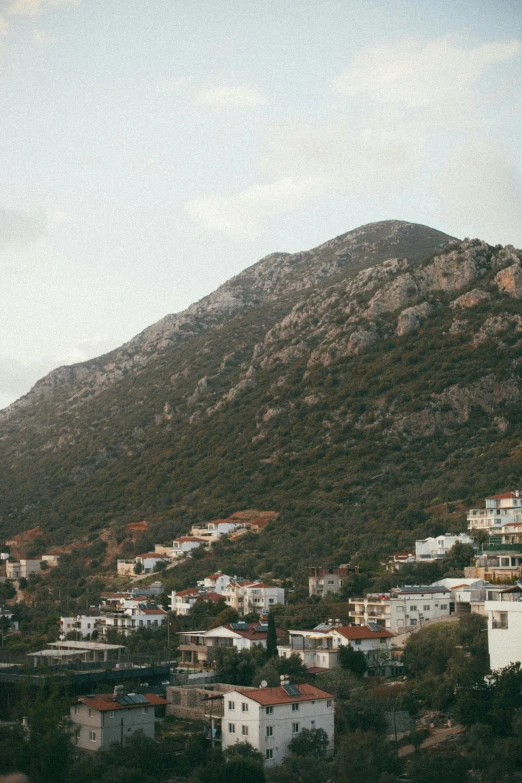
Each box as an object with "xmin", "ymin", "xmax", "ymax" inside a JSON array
[
  {"xmin": 486, "ymin": 585, "xmax": 522, "ymax": 670},
  {"xmin": 197, "ymin": 571, "xmax": 232, "ymax": 594},
  {"xmin": 135, "ymin": 552, "xmax": 171, "ymax": 573},
  {"xmin": 170, "ymin": 588, "xmax": 224, "ymax": 616},
  {"xmin": 278, "ymin": 623, "xmax": 394, "ymax": 672},
  {"xmin": 98, "ymin": 605, "xmax": 167, "ymax": 638},
  {"xmin": 467, "ymin": 491, "xmax": 522, "ymax": 533},
  {"xmin": 189, "ymin": 522, "xmax": 241, "ymax": 543},
  {"xmin": 222, "ymin": 581, "xmax": 285, "ymax": 616},
  {"xmin": 60, "ymin": 614, "xmax": 99, "ymax": 639},
  {"xmin": 178, "ymin": 622, "xmax": 285, "ymax": 667},
  {"xmin": 415, "ymin": 534, "xmax": 474, "ymax": 561},
  {"xmin": 171, "ymin": 537, "xmax": 207, "ymax": 558},
  {"xmin": 350, "ymin": 586, "xmax": 453, "ymax": 633},
  {"xmin": 308, "ymin": 565, "xmax": 358, "ymax": 597},
  {"xmin": 70, "ymin": 690, "xmax": 167, "ymax": 751},
  {"xmin": 221, "ymin": 681, "xmax": 334, "ymax": 767},
  {"xmin": 6, "ymin": 557, "xmax": 58, "ymax": 579}
]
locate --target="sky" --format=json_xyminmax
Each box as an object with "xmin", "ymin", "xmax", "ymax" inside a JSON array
[{"xmin": 0, "ymin": 0, "xmax": 521, "ymax": 409}]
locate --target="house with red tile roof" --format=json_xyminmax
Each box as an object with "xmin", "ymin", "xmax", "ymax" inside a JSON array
[
  {"xmin": 178, "ymin": 622, "xmax": 286, "ymax": 667},
  {"xmin": 222, "ymin": 580, "xmax": 285, "ymax": 616},
  {"xmin": 70, "ymin": 689, "xmax": 167, "ymax": 751},
  {"xmin": 278, "ymin": 622, "xmax": 396, "ymax": 674},
  {"xmin": 468, "ymin": 491, "xmax": 522, "ymax": 533},
  {"xmin": 170, "ymin": 588, "xmax": 225, "ymax": 615},
  {"xmin": 222, "ymin": 679, "xmax": 334, "ymax": 767}
]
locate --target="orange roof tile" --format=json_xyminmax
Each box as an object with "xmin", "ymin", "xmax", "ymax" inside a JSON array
[
  {"xmin": 238, "ymin": 683, "xmax": 332, "ymax": 706},
  {"xmin": 78, "ymin": 693, "xmax": 166, "ymax": 712}
]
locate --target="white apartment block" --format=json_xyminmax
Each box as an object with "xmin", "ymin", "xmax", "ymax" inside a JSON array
[
  {"xmin": 170, "ymin": 588, "xmax": 223, "ymax": 615},
  {"xmin": 486, "ymin": 585, "xmax": 522, "ymax": 670},
  {"xmin": 467, "ymin": 491, "xmax": 522, "ymax": 533},
  {"xmin": 197, "ymin": 571, "xmax": 232, "ymax": 594},
  {"xmin": 70, "ymin": 691, "xmax": 167, "ymax": 751},
  {"xmin": 350, "ymin": 586, "xmax": 453, "ymax": 633},
  {"xmin": 178, "ymin": 622, "xmax": 284, "ymax": 667},
  {"xmin": 60, "ymin": 615, "xmax": 99, "ymax": 639},
  {"xmin": 223, "ymin": 581, "xmax": 285, "ymax": 616},
  {"xmin": 308, "ymin": 565, "xmax": 358, "ymax": 597},
  {"xmin": 222, "ymin": 682, "xmax": 334, "ymax": 767},
  {"xmin": 415, "ymin": 533, "xmax": 474, "ymax": 561}
]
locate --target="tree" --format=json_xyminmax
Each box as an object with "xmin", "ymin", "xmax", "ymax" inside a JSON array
[
  {"xmin": 133, "ymin": 562, "xmax": 143, "ymax": 575},
  {"xmin": 442, "ymin": 542, "xmax": 476, "ymax": 572},
  {"xmin": 266, "ymin": 612, "xmax": 278, "ymax": 659},
  {"xmin": 335, "ymin": 731, "xmax": 400, "ymax": 783},
  {"xmin": 339, "ymin": 644, "xmax": 368, "ymax": 677},
  {"xmin": 288, "ymin": 727, "xmax": 329, "ymax": 759},
  {"xmin": 269, "ymin": 755, "xmax": 331, "ymax": 783}
]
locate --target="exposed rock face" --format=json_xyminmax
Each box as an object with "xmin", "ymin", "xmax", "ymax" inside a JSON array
[
  {"xmin": 495, "ymin": 264, "xmax": 522, "ymax": 298},
  {"xmin": 397, "ymin": 302, "xmax": 433, "ymax": 336},
  {"xmin": 450, "ymin": 289, "xmax": 491, "ymax": 309},
  {"xmin": 0, "ymin": 220, "xmax": 454, "ymax": 426}
]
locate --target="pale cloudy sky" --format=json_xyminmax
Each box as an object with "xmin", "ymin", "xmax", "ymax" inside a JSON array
[{"xmin": 0, "ymin": 0, "xmax": 521, "ymax": 408}]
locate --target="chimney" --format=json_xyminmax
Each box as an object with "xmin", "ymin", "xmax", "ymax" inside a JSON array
[
  {"xmin": 335, "ymin": 618, "xmax": 341, "ymax": 627},
  {"xmin": 113, "ymin": 684, "xmax": 124, "ymax": 699},
  {"xmin": 327, "ymin": 618, "xmax": 333, "ymax": 625}
]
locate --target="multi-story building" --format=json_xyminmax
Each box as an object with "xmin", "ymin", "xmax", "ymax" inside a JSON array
[
  {"xmin": 60, "ymin": 603, "xmax": 167, "ymax": 640},
  {"xmin": 135, "ymin": 553, "xmax": 171, "ymax": 573},
  {"xmin": 350, "ymin": 586, "xmax": 453, "ymax": 634},
  {"xmin": 70, "ymin": 689, "xmax": 167, "ymax": 751},
  {"xmin": 60, "ymin": 613, "xmax": 100, "ymax": 639},
  {"xmin": 197, "ymin": 571, "xmax": 232, "ymax": 594},
  {"xmin": 171, "ymin": 537, "xmax": 207, "ymax": 558},
  {"xmin": 415, "ymin": 534, "xmax": 474, "ymax": 561},
  {"xmin": 467, "ymin": 492, "xmax": 522, "ymax": 533},
  {"xmin": 221, "ymin": 680, "xmax": 334, "ymax": 767},
  {"xmin": 6, "ymin": 556, "xmax": 59, "ymax": 579},
  {"xmin": 308, "ymin": 565, "xmax": 358, "ymax": 597},
  {"xmin": 170, "ymin": 588, "xmax": 224, "ymax": 616},
  {"xmin": 465, "ymin": 544, "xmax": 522, "ymax": 581},
  {"xmin": 485, "ymin": 585, "xmax": 522, "ymax": 670},
  {"xmin": 278, "ymin": 622, "xmax": 395, "ymax": 672},
  {"xmin": 222, "ymin": 581, "xmax": 285, "ymax": 617},
  {"xmin": 178, "ymin": 622, "xmax": 285, "ymax": 668}
]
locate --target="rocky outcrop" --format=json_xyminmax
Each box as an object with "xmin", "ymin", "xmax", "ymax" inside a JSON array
[
  {"xmin": 495, "ymin": 264, "xmax": 522, "ymax": 298},
  {"xmin": 397, "ymin": 302, "xmax": 433, "ymax": 336},
  {"xmin": 450, "ymin": 289, "xmax": 491, "ymax": 309}
]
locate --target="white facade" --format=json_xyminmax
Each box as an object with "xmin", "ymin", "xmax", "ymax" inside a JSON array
[
  {"xmin": 221, "ymin": 684, "xmax": 334, "ymax": 767},
  {"xmin": 6, "ymin": 558, "xmax": 55, "ymax": 579},
  {"xmin": 350, "ymin": 587, "xmax": 453, "ymax": 633},
  {"xmin": 278, "ymin": 625, "xmax": 393, "ymax": 671},
  {"xmin": 135, "ymin": 553, "xmax": 170, "ymax": 573},
  {"xmin": 171, "ymin": 538, "xmax": 206, "ymax": 558},
  {"xmin": 486, "ymin": 594, "xmax": 522, "ymax": 670},
  {"xmin": 223, "ymin": 581, "xmax": 285, "ymax": 616},
  {"xmin": 60, "ymin": 615, "xmax": 99, "ymax": 639},
  {"xmin": 197, "ymin": 572, "xmax": 232, "ymax": 594},
  {"xmin": 468, "ymin": 492, "xmax": 522, "ymax": 532},
  {"xmin": 415, "ymin": 534, "xmax": 474, "ymax": 561}
]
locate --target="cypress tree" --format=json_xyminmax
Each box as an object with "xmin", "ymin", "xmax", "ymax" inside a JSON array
[{"xmin": 266, "ymin": 612, "xmax": 278, "ymax": 659}]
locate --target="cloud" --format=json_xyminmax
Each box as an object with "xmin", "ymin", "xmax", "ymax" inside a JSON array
[
  {"xmin": 333, "ymin": 36, "xmax": 520, "ymax": 107},
  {"xmin": 185, "ymin": 176, "xmax": 322, "ymax": 240},
  {"xmin": 0, "ymin": 205, "xmax": 47, "ymax": 249},
  {"xmin": 193, "ymin": 85, "xmax": 266, "ymax": 107},
  {"xmin": 7, "ymin": 0, "xmax": 81, "ymax": 16},
  {"xmin": 32, "ymin": 28, "xmax": 56, "ymax": 43},
  {"xmin": 436, "ymin": 138, "xmax": 522, "ymax": 247},
  {"xmin": 0, "ymin": 13, "xmax": 8, "ymax": 34}
]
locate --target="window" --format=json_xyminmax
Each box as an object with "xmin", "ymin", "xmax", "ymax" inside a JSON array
[
  {"xmin": 266, "ymin": 749, "xmax": 273, "ymax": 760},
  {"xmin": 142, "ymin": 707, "xmax": 148, "ymax": 714},
  {"xmin": 292, "ymin": 722, "xmax": 299, "ymax": 734},
  {"xmin": 292, "ymin": 703, "xmax": 299, "ymax": 712},
  {"xmin": 242, "ymin": 725, "xmax": 249, "ymax": 736},
  {"xmin": 266, "ymin": 726, "xmax": 273, "ymax": 737},
  {"xmin": 440, "ymin": 604, "xmax": 448, "ymax": 610},
  {"xmin": 89, "ymin": 731, "xmax": 96, "ymax": 742},
  {"xmin": 493, "ymin": 611, "xmax": 509, "ymax": 630},
  {"xmin": 228, "ymin": 723, "xmax": 235, "ymax": 733},
  {"xmin": 354, "ymin": 639, "xmax": 361, "ymax": 646},
  {"xmin": 410, "ymin": 619, "xmax": 417, "ymax": 626},
  {"xmin": 109, "ymin": 711, "xmax": 115, "ymax": 718},
  {"xmin": 242, "ymin": 703, "xmax": 249, "ymax": 712},
  {"xmin": 423, "ymin": 605, "xmax": 430, "ymax": 611},
  {"xmin": 266, "ymin": 706, "xmax": 273, "ymax": 715},
  {"xmin": 228, "ymin": 701, "xmax": 235, "ymax": 710},
  {"xmin": 88, "ymin": 708, "xmax": 93, "ymax": 717},
  {"xmin": 327, "ymin": 700, "xmax": 332, "ymax": 708},
  {"xmin": 74, "ymin": 706, "xmax": 79, "ymax": 714},
  {"xmin": 409, "ymin": 605, "xmax": 417, "ymax": 611}
]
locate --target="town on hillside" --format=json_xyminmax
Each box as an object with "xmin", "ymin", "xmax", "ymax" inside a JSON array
[{"xmin": 2, "ymin": 492, "xmax": 522, "ymax": 780}]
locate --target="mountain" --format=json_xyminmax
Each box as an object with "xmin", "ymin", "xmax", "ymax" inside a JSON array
[{"xmin": 2, "ymin": 219, "xmax": 522, "ymax": 572}]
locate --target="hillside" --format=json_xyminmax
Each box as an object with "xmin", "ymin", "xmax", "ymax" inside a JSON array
[{"xmin": 2, "ymin": 220, "xmax": 522, "ymax": 578}]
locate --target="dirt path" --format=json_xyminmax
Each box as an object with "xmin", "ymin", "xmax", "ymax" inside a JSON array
[{"xmin": 398, "ymin": 725, "xmax": 465, "ymax": 757}]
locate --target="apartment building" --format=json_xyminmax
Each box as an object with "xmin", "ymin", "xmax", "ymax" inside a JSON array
[
  {"xmin": 350, "ymin": 586, "xmax": 453, "ymax": 633},
  {"xmin": 222, "ymin": 581, "xmax": 285, "ymax": 616},
  {"xmin": 467, "ymin": 491, "xmax": 522, "ymax": 533},
  {"xmin": 221, "ymin": 681, "xmax": 334, "ymax": 767},
  {"xmin": 178, "ymin": 622, "xmax": 285, "ymax": 667},
  {"xmin": 485, "ymin": 585, "xmax": 522, "ymax": 670},
  {"xmin": 308, "ymin": 565, "xmax": 358, "ymax": 597}
]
